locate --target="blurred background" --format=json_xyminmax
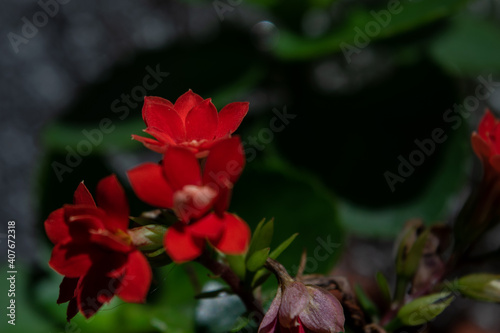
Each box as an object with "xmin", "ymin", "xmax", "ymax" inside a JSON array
[{"xmin": 1, "ymin": 0, "xmax": 500, "ymax": 332}]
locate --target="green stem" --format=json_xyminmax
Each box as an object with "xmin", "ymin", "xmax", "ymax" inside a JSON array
[{"xmin": 197, "ymin": 251, "xmax": 264, "ymax": 317}]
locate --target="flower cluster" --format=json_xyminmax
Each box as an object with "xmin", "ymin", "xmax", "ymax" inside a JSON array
[
  {"xmin": 45, "ymin": 90, "xmax": 251, "ymax": 320},
  {"xmin": 45, "ymin": 175, "xmax": 151, "ymax": 321}
]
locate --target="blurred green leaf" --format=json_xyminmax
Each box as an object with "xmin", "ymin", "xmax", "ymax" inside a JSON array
[
  {"xmin": 195, "ymin": 281, "xmax": 246, "ymax": 333},
  {"xmin": 273, "ymin": 0, "xmax": 468, "ymax": 59},
  {"xmin": 430, "ymin": 15, "xmax": 500, "ymax": 76},
  {"xmin": 354, "ymin": 284, "xmax": 380, "ymax": 319},
  {"xmin": 376, "ymin": 272, "xmax": 392, "ymax": 303}
]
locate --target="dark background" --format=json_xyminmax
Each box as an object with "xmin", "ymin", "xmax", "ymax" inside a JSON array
[{"xmin": 1, "ymin": 0, "xmax": 500, "ymax": 332}]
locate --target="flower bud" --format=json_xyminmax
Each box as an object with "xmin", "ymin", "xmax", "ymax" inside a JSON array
[
  {"xmin": 457, "ymin": 274, "xmax": 500, "ymax": 303},
  {"xmin": 259, "ymin": 259, "xmax": 345, "ymax": 333},
  {"xmin": 129, "ymin": 224, "xmax": 168, "ymax": 251}
]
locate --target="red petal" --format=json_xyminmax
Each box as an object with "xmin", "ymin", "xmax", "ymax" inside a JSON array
[
  {"xmin": 490, "ymin": 155, "xmax": 500, "ymax": 172},
  {"xmin": 45, "ymin": 208, "xmax": 69, "ymax": 244},
  {"xmin": 57, "ymin": 277, "xmax": 79, "ymax": 304},
  {"xmin": 143, "ymin": 99, "xmax": 186, "ymax": 142},
  {"xmin": 90, "ymin": 231, "xmax": 132, "ymax": 253},
  {"xmin": 163, "ymin": 146, "xmax": 202, "ymax": 190},
  {"xmin": 258, "ymin": 285, "xmax": 282, "ymax": 333},
  {"xmin": 478, "ymin": 109, "xmax": 497, "ymax": 141},
  {"xmin": 64, "ymin": 205, "xmax": 106, "ymax": 223},
  {"xmin": 212, "ymin": 213, "xmax": 250, "ymax": 255},
  {"xmin": 76, "ymin": 267, "xmax": 118, "ymax": 318},
  {"xmin": 67, "ymin": 214, "xmax": 105, "ymax": 241},
  {"xmin": 116, "ymin": 250, "xmax": 152, "ymax": 303},
  {"xmin": 73, "ymin": 182, "xmax": 96, "ymax": 206},
  {"xmin": 189, "ymin": 212, "xmax": 225, "ymax": 241},
  {"xmin": 142, "ymin": 96, "xmax": 174, "ymax": 126},
  {"xmin": 49, "ymin": 241, "xmax": 96, "ymax": 277},
  {"xmin": 203, "ymin": 137, "xmax": 245, "ymax": 186},
  {"xmin": 128, "ymin": 163, "xmax": 174, "ymax": 208},
  {"xmin": 164, "ymin": 223, "xmax": 204, "ymax": 263},
  {"xmin": 144, "ymin": 127, "xmax": 177, "ymax": 145},
  {"xmin": 174, "ymin": 90, "xmax": 204, "ymax": 121},
  {"xmin": 66, "ymin": 298, "xmax": 79, "ymax": 322},
  {"xmin": 215, "ymin": 102, "xmax": 249, "ymax": 139},
  {"xmin": 96, "ymin": 175, "xmax": 130, "ymax": 232},
  {"xmin": 131, "ymin": 134, "xmax": 166, "ymax": 154},
  {"xmin": 185, "ymin": 99, "xmax": 219, "ymax": 141},
  {"xmin": 213, "ymin": 186, "xmax": 232, "ymax": 216}
]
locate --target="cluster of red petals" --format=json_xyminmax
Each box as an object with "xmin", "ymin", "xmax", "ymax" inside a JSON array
[
  {"xmin": 132, "ymin": 90, "xmax": 249, "ymax": 157},
  {"xmin": 472, "ymin": 109, "xmax": 500, "ymax": 173},
  {"xmin": 44, "ymin": 175, "xmax": 151, "ymax": 321},
  {"xmin": 128, "ymin": 136, "xmax": 250, "ymax": 262}
]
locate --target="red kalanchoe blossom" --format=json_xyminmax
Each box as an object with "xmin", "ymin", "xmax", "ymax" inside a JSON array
[
  {"xmin": 128, "ymin": 136, "xmax": 250, "ymax": 262},
  {"xmin": 44, "ymin": 175, "xmax": 152, "ymax": 321},
  {"xmin": 471, "ymin": 109, "xmax": 500, "ymax": 174},
  {"xmin": 132, "ymin": 90, "xmax": 249, "ymax": 157},
  {"xmin": 259, "ymin": 259, "xmax": 345, "ymax": 333},
  {"xmin": 455, "ymin": 110, "xmax": 500, "ymax": 253},
  {"xmin": 128, "ymin": 136, "xmax": 245, "ymax": 222}
]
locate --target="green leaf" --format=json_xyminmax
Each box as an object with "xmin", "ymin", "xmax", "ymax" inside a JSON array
[
  {"xmin": 272, "ymin": 0, "xmax": 469, "ymax": 60},
  {"xmin": 247, "ymin": 218, "xmax": 274, "ymax": 259},
  {"xmin": 354, "ymin": 284, "xmax": 379, "ymax": 318},
  {"xmin": 246, "ymin": 247, "xmax": 270, "ymax": 272},
  {"xmin": 457, "ymin": 274, "xmax": 500, "ymax": 302},
  {"xmin": 269, "ymin": 233, "xmax": 299, "ymax": 260},
  {"xmin": 430, "ymin": 15, "xmax": 500, "ymax": 76},
  {"xmin": 226, "ymin": 254, "xmax": 247, "ymax": 280},
  {"xmin": 376, "ymin": 272, "xmax": 392, "ymax": 303},
  {"xmin": 397, "ymin": 292, "xmax": 454, "ymax": 326}
]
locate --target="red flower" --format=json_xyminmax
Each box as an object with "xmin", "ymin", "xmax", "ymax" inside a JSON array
[
  {"xmin": 44, "ymin": 175, "xmax": 152, "ymax": 321},
  {"xmin": 132, "ymin": 90, "xmax": 249, "ymax": 157},
  {"xmin": 472, "ymin": 109, "xmax": 500, "ymax": 174},
  {"xmin": 128, "ymin": 136, "xmax": 245, "ymax": 222},
  {"xmin": 259, "ymin": 260, "xmax": 345, "ymax": 333},
  {"xmin": 127, "ymin": 136, "xmax": 250, "ymax": 262}
]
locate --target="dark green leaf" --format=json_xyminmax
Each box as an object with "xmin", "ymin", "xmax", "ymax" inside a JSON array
[
  {"xmin": 246, "ymin": 247, "xmax": 270, "ymax": 272},
  {"xmin": 247, "ymin": 218, "xmax": 274, "ymax": 259},
  {"xmin": 376, "ymin": 272, "xmax": 392, "ymax": 303}
]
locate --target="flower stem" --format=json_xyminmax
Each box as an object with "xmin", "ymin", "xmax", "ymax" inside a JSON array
[{"xmin": 197, "ymin": 251, "xmax": 264, "ymax": 318}]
